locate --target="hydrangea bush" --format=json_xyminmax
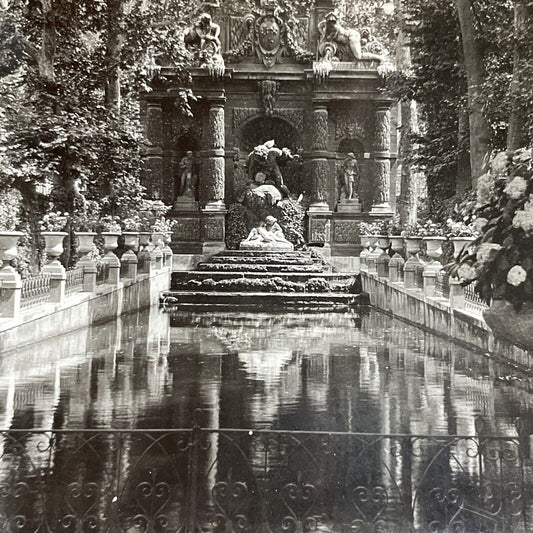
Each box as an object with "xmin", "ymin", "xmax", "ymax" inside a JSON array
[{"xmin": 453, "ymin": 148, "xmax": 533, "ymax": 309}]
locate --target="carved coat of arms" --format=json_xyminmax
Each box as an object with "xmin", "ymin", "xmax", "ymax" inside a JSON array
[{"xmin": 255, "ymin": 13, "xmax": 283, "ymax": 68}]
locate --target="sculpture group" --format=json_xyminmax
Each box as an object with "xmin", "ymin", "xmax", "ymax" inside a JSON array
[
  {"xmin": 184, "ymin": 6, "xmax": 392, "ymax": 79},
  {"xmin": 241, "ymin": 215, "xmax": 294, "ymax": 251}
]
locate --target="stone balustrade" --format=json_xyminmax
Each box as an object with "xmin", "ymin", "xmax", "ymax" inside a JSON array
[
  {"xmin": 359, "ymin": 237, "xmax": 488, "ymax": 317},
  {"xmin": 0, "ymin": 231, "xmax": 172, "ymax": 319}
]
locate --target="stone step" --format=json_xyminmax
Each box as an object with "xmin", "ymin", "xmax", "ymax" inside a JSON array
[
  {"xmin": 203, "ymin": 256, "xmax": 317, "ymax": 266},
  {"xmin": 213, "ymin": 250, "xmax": 314, "ymax": 258},
  {"xmin": 171, "ymin": 276, "xmax": 355, "ymax": 294},
  {"xmin": 172, "ymin": 271, "xmax": 354, "ymax": 284},
  {"xmin": 160, "ymin": 291, "xmax": 368, "ymax": 308},
  {"xmin": 196, "ymin": 263, "xmax": 327, "ymax": 274}
]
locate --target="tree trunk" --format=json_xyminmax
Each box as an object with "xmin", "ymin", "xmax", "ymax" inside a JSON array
[
  {"xmin": 507, "ymin": 0, "xmax": 532, "ymax": 151},
  {"xmin": 455, "ymin": 0, "xmax": 491, "ymax": 186},
  {"xmin": 37, "ymin": 0, "xmax": 56, "ymax": 83},
  {"xmin": 395, "ymin": 0, "xmax": 419, "ymax": 226},
  {"xmin": 456, "ymin": 105, "xmax": 471, "ymax": 194},
  {"xmin": 105, "ymin": 0, "xmax": 125, "ymax": 111}
]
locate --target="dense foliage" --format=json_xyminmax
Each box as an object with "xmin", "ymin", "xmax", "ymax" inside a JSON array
[
  {"xmin": 389, "ymin": 0, "xmax": 531, "ymax": 215},
  {"xmin": 0, "ymin": 0, "xmax": 194, "ymax": 269},
  {"xmin": 452, "ymin": 149, "xmax": 533, "ymax": 308}
]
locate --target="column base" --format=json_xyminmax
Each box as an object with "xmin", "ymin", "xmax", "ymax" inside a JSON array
[
  {"xmin": 370, "ymin": 202, "xmax": 394, "ymax": 216},
  {"xmin": 203, "ymin": 200, "xmax": 226, "ymax": 212}
]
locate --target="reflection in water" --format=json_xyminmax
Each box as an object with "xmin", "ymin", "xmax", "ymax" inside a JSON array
[
  {"xmin": 1, "ymin": 307, "xmax": 532, "ymax": 434},
  {"xmin": 0, "ymin": 307, "xmax": 533, "ymax": 531}
]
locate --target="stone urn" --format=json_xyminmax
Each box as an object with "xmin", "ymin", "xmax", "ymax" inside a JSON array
[
  {"xmin": 389, "ymin": 236, "xmax": 404, "ymax": 257},
  {"xmin": 101, "ymin": 232, "xmax": 121, "ymax": 253},
  {"xmin": 484, "ymin": 300, "xmax": 533, "ymax": 352},
  {"xmin": 122, "ymin": 232, "xmax": 139, "ymax": 252},
  {"xmin": 404, "ymin": 236, "xmax": 422, "ymax": 258},
  {"xmin": 42, "ymin": 231, "xmax": 68, "ymax": 259},
  {"xmin": 139, "ymin": 232, "xmax": 152, "ymax": 249},
  {"xmin": 368, "ymin": 235, "xmax": 379, "ymax": 251},
  {"xmin": 75, "ymin": 232, "xmax": 97, "ymax": 255},
  {"xmin": 451, "ymin": 236, "xmax": 476, "ymax": 259},
  {"xmin": 377, "ymin": 235, "xmax": 390, "ymax": 251},
  {"xmin": 424, "ymin": 236, "xmax": 446, "ymax": 261},
  {"xmin": 152, "ymin": 231, "xmax": 165, "ymax": 248},
  {"xmin": 0, "ymin": 231, "xmax": 24, "ymax": 268}
]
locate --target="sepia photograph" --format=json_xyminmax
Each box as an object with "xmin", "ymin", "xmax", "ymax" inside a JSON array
[{"xmin": 0, "ymin": 0, "xmax": 532, "ymax": 531}]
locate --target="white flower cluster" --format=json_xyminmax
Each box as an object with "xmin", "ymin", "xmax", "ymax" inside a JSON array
[
  {"xmin": 457, "ymin": 263, "xmax": 477, "ymax": 281},
  {"xmin": 507, "ymin": 265, "xmax": 527, "ymax": 287},
  {"xmin": 476, "ymin": 243, "xmax": 502, "ymax": 264},
  {"xmin": 512, "ymin": 194, "xmax": 533, "ymax": 235},
  {"xmin": 504, "ymin": 176, "xmax": 528, "ymax": 200},
  {"xmin": 490, "ymin": 151, "xmax": 509, "ymax": 176},
  {"xmin": 476, "ymin": 172, "xmax": 495, "ymax": 206}
]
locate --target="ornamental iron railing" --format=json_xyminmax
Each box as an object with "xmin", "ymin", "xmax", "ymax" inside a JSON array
[{"xmin": 0, "ymin": 417, "xmax": 531, "ymax": 533}]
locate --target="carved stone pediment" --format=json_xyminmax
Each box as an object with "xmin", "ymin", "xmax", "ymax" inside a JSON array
[{"xmin": 225, "ymin": 7, "xmax": 311, "ymax": 68}]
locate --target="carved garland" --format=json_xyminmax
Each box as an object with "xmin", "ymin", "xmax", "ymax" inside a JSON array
[
  {"xmin": 232, "ymin": 108, "xmax": 304, "ymax": 133},
  {"xmin": 335, "ymin": 113, "xmax": 366, "ymax": 142}
]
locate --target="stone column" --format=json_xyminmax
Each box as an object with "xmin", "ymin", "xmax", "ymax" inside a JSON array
[
  {"xmin": 371, "ymin": 102, "xmax": 393, "ymax": 216},
  {"xmin": 200, "ymin": 97, "xmax": 227, "ymax": 254},
  {"xmin": 145, "ymin": 101, "xmax": 164, "ymax": 200},
  {"xmin": 307, "ymin": 104, "xmax": 332, "ymax": 254}
]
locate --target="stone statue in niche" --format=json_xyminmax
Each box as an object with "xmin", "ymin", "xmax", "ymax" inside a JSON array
[
  {"xmin": 339, "ymin": 153, "xmax": 360, "ymax": 201},
  {"xmin": 174, "ymin": 151, "xmax": 199, "ymax": 211},
  {"xmin": 315, "ymin": 12, "xmax": 393, "ymax": 79},
  {"xmin": 259, "ymin": 80, "xmax": 279, "ymax": 117},
  {"xmin": 184, "ymin": 13, "xmax": 225, "ymax": 77},
  {"xmin": 337, "ymin": 153, "xmax": 362, "ymax": 213},
  {"xmin": 240, "ymin": 215, "xmax": 294, "ymax": 251}
]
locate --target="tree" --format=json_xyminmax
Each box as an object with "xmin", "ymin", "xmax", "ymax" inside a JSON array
[
  {"xmin": 455, "ymin": 0, "xmax": 491, "ymax": 185},
  {"xmin": 507, "ymin": 0, "xmax": 533, "ymax": 150}
]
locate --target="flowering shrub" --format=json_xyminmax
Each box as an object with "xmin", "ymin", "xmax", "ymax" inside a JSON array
[
  {"xmin": 453, "ymin": 148, "xmax": 533, "ymax": 309},
  {"xmin": 39, "ymin": 212, "xmax": 69, "ymax": 232},
  {"xmin": 99, "ymin": 215, "xmax": 122, "ymax": 232},
  {"xmin": 359, "ymin": 222, "xmax": 382, "ymax": 235},
  {"xmin": 446, "ymin": 219, "xmax": 479, "ymax": 238}
]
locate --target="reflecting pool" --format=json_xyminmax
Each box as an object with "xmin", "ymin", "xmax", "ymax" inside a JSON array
[
  {"xmin": 0, "ymin": 307, "xmax": 532, "ymax": 532},
  {"xmin": 1, "ymin": 306, "xmax": 532, "ymax": 434}
]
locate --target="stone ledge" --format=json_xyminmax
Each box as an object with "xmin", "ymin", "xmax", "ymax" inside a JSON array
[
  {"xmin": 361, "ymin": 272, "xmax": 531, "ymax": 371},
  {"xmin": 0, "ymin": 269, "xmax": 171, "ymax": 354}
]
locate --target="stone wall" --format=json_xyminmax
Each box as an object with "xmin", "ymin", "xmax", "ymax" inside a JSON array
[
  {"xmin": 362, "ymin": 272, "xmax": 532, "ymax": 371},
  {"xmin": 0, "ymin": 269, "xmax": 170, "ymax": 354}
]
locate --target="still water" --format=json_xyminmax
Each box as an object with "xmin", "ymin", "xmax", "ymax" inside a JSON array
[
  {"xmin": 1, "ymin": 306, "xmax": 531, "ymax": 434},
  {"xmin": 1, "ymin": 307, "xmax": 532, "ymax": 532}
]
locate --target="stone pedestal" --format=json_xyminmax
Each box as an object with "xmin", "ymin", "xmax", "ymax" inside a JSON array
[
  {"xmin": 77, "ymin": 256, "xmax": 97, "ymax": 293},
  {"xmin": 307, "ymin": 207, "xmax": 332, "ymax": 255},
  {"xmin": 336, "ymin": 199, "xmax": 362, "ymax": 214},
  {"xmin": 201, "ymin": 209, "xmax": 227, "ymax": 255},
  {"xmin": 103, "ymin": 253, "xmax": 121, "ymax": 286},
  {"xmin": 42, "ymin": 260, "xmax": 66, "ymax": 303},
  {"xmin": 174, "ymin": 197, "xmax": 199, "ymax": 213},
  {"xmin": 121, "ymin": 250, "xmax": 138, "ymax": 280},
  {"xmin": 0, "ymin": 266, "xmax": 21, "ymax": 318}
]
